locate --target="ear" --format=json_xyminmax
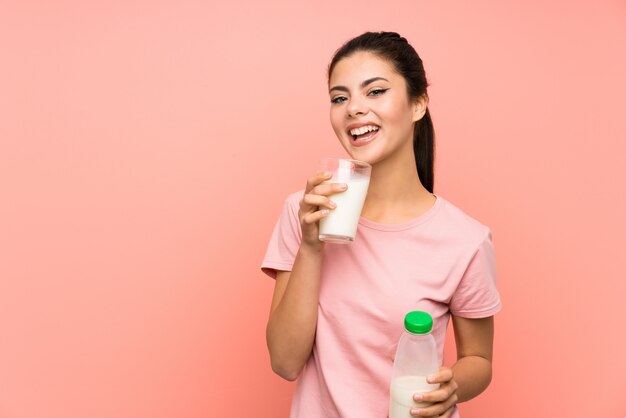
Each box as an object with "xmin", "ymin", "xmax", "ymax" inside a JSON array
[{"xmin": 412, "ymin": 95, "xmax": 429, "ymax": 123}]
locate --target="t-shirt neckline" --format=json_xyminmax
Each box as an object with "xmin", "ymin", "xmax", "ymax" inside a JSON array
[{"xmin": 358, "ymin": 194, "xmax": 444, "ymax": 231}]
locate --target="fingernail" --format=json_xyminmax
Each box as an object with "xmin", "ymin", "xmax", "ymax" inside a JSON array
[
  {"xmin": 413, "ymin": 393, "xmax": 423, "ymax": 402},
  {"xmin": 339, "ymin": 183, "xmax": 348, "ymax": 189},
  {"xmin": 410, "ymin": 409, "xmax": 420, "ymax": 416},
  {"xmin": 325, "ymin": 171, "xmax": 333, "ymax": 177},
  {"xmin": 321, "ymin": 209, "xmax": 329, "ymax": 215},
  {"xmin": 329, "ymin": 201, "xmax": 336, "ymax": 208}
]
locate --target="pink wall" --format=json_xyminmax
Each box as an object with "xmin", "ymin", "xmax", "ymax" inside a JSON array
[{"xmin": 1, "ymin": 1, "xmax": 625, "ymax": 417}]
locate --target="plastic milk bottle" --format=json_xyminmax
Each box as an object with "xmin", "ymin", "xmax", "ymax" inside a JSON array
[{"xmin": 389, "ymin": 311, "xmax": 440, "ymax": 418}]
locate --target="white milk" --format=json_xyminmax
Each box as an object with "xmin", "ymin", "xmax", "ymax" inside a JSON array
[
  {"xmin": 389, "ymin": 375, "xmax": 439, "ymax": 418},
  {"xmin": 319, "ymin": 176, "xmax": 370, "ymax": 242}
]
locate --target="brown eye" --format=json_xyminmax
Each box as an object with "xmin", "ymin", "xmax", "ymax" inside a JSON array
[{"xmin": 368, "ymin": 88, "xmax": 389, "ymax": 96}]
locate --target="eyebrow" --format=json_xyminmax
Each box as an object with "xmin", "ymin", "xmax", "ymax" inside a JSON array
[{"xmin": 329, "ymin": 77, "xmax": 390, "ymax": 93}]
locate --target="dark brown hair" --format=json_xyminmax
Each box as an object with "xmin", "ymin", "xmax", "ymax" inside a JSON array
[{"xmin": 328, "ymin": 32, "xmax": 435, "ymax": 192}]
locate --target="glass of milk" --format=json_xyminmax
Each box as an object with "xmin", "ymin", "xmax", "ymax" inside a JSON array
[{"xmin": 318, "ymin": 158, "xmax": 371, "ymax": 244}]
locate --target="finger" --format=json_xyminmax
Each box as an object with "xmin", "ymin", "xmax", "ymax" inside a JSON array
[
  {"xmin": 311, "ymin": 182, "xmax": 348, "ymax": 197},
  {"xmin": 302, "ymin": 209, "xmax": 330, "ymax": 225},
  {"xmin": 418, "ymin": 381, "xmax": 457, "ymax": 404},
  {"xmin": 440, "ymin": 407, "xmax": 454, "ymax": 418},
  {"xmin": 412, "ymin": 392, "xmax": 458, "ymax": 417},
  {"xmin": 302, "ymin": 194, "xmax": 337, "ymax": 211},
  {"xmin": 305, "ymin": 171, "xmax": 333, "ymax": 193},
  {"xmin": 427, "ymin": 367, "xmax": 453, "ymax": 385}
]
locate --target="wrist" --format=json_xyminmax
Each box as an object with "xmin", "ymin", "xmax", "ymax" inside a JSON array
[
  {"xmin": 300, "ymin": 240, "xmax": 325, "ymax": 255},
  {"xmin": 451, "ymin": 356, "xmax": 492, "ymax": 403}
]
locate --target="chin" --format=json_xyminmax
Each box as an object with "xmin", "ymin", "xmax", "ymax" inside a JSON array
[
  {"xmin": 338, "ymin": 137, "xmax": 386, "ymax": 165},
  {"xmin": 346, "ymin": 149, "xmax": 382, "ymax": 166}
]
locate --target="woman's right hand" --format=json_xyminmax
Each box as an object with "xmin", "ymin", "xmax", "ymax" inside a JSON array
[{"xmin": 299, "ymin": 171, "xmax": 347, "ymax": 248}]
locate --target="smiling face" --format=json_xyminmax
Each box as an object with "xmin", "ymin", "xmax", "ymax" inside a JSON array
[{"xmin": 328, "ymin": 51, "xmax": 427, "ymax": 165}]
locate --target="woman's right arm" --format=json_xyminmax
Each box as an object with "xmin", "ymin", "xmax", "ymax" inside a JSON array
[{"xmin": 265, "ymin": 172, "xmax": 347, "ymax": 381}]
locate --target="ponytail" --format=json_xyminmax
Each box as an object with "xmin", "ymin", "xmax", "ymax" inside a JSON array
[{"xmin": 414, "ymin": 108, "xmax": 435, "ymax": 193}]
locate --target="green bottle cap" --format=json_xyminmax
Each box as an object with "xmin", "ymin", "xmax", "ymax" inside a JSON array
[{"xmin": 404, "ymin": 311, "xmax": 433, "ymax": 334}]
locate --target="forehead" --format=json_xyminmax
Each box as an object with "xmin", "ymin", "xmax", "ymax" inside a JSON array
[{"xmin": 329, "ymin": 51, "xmax": 400, "ymax": 86}]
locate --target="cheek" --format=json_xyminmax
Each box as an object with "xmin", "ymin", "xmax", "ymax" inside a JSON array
[{"xmin": 384, "ymin": 100, "xmax": 414, "ymax": 130}]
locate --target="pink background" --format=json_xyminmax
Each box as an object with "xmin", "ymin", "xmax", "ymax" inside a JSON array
[{"xmin": 1, "ymin": 1, "xmax": 625, "ymax": 417}]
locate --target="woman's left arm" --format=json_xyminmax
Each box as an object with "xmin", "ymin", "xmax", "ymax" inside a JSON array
[{"xmin": 410, "ymin": 315, "xmax": 495, "ymax": 417}]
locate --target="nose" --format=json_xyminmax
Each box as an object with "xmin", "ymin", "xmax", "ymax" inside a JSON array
[{"xmin": 347, "ymin": 98, "xmax": 368, "ymax": 118}]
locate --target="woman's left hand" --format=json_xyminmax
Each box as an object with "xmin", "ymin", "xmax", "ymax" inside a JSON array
[{"xmin": 410, "ymin": 367, "xmax": 458, "ymax": 417}]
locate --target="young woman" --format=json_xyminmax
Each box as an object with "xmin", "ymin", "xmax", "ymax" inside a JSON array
[{"xmin": 262, "ymin": 32, "xmax": 501, "ymax": 418}]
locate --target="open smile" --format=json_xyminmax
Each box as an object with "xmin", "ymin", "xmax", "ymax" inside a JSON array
[{"xmin": 347, "ymin": 124, "xmax": 380, "ymax": 147}]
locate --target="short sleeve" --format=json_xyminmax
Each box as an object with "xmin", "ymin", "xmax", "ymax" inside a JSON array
[
  {"xmin": 449, "ymin": 232, "xmax": 502, "ymax": 318},
  {"xmin": 261, "ymin": 192, "xmax": 303, "ymax": 279}
]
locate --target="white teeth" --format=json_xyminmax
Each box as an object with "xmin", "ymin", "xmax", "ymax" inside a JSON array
[{"xmin": 350, "ymin": 125, "xmax": 379, "ymax": 136}]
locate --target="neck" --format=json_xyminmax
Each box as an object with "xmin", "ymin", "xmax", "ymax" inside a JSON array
[{"xmin": 361, "ymin": 147, "xmax": 435, "ymax": 224}]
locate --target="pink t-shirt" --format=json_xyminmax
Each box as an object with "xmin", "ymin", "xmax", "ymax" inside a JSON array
[{"xmin": 262, "ymin": 192, "xmax": 501, "ymax": 418}]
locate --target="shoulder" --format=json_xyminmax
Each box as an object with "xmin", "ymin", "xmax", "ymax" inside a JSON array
[
  {"xmin": 282, "ymin": 190, "xmax": 305, "ymax": 214},
  {"xmin": 285, "ymin": 189, "xmax": 305, "ymax": 204},
  {"xmin": 433, "ymin": 195, "xmax": 492, "ymax": 247}
]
